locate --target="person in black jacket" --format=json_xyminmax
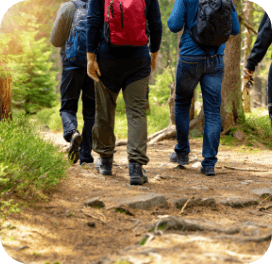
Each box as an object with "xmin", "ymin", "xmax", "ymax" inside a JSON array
[
  {"xmin": 50, "ymin": 0, "xmax": 95, "ymax": 166},
  {"xmin": 243, "ymin": 12, "xmax": 272, "ymax": 125}
]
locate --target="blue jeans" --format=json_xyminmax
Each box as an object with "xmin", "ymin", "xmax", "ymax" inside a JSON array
[
  {"xmin": 60, "ymin": 61, "xmax": 95, "ymax": 164},
  {"xmin": 175, "ymin": 55, "xmax": 224, "ymax": 168}
]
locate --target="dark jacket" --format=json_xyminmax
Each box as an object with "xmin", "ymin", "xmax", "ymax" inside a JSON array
[
  {"xmin": 86, "ymin": 0, "xmax": 162, "ymax": 59},
  {"xmin": 246, "ymin": 12, "xmax": 272, "ymax": 71}
]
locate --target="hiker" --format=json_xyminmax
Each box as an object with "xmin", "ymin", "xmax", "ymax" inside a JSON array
[
  {"xmin": 168, "ymin": 0, "xmax": 240, "ymax": 176},
  {"xmin": 86, "ymin": 0, "xmax": 162, "ymax": 185},
  {"xmin": 243, "ymin": 12, "xmax": 272, "ymax": 126},
  {"xmin": 50, "ymin": 0, "xmax": 95, "ymax": 166}
]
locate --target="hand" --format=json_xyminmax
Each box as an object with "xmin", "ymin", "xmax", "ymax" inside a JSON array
[
  {"xmin": 243, "ymin": 68, "xmax": 254, "ymax": 81},
  {"xmin": 150, "ymin": 51, "xmax": 159, "ymax": 73},
  {"xmin": 87, "ymin": 53, "xmax": 101, "ymax": 82}
]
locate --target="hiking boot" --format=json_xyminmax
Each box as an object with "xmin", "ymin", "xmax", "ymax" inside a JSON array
[
  {"xmin": 95, "ymin": 156, "xmax": 113, "ymax": 176},
  {"xmin": 170, "ymin": 152, "xmax": 189, "ymax": 165},
  {"xmin": 200, "ymin": 167, "xmax": 215, "ymax": 176},
  {"xmin": 68, "ymin": 131, "xmax": 82, "ymax": 164},
  {"xmin": 129, "ymin": 162, "xmax": 148, "ymax": 185}
]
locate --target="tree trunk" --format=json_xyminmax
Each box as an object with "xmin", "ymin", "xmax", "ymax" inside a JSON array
[
  {"xmin": 221, "ymin": 8, "xmax": 244, "ymax": 131},
  {"xmin": 241, "ymin": 0, "xmax": 253, "ymax": 112},
  {"xmin": 0, "ymin": 76, "xmax": 12, "ymax": 120}
]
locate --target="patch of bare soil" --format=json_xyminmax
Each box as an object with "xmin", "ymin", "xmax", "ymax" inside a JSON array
[{"xmin": 1, "ymin": 131, "xmax": 272, "ymax": 264}]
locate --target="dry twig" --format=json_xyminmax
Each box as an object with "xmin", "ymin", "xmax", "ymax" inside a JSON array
[
  {"xmin": 223, "ymin": 166, "xmax": 268, "ymax": 172},
  {"xmin": 179, "ymin": 197, "xmax": 193, "ymax": 215}
]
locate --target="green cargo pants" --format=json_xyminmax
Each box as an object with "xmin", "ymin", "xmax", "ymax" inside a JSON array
[{"xmin": 92, "ymin": 76, "xmax": 150, "ymax": 165}]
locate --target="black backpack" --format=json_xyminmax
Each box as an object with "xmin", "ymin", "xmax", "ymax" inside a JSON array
[{"xmin": 188, "ymin": 0, "xmax": 233, "ymax": 51}]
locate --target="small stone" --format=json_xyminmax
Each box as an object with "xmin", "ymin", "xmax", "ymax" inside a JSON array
[
  {"xmin": 233, "ymin": 130, "xmax": 246, "ymax": 141},
  {"xmin": 219, "ymin": 197, "xmax": 258, "ymax": 208},
  {"xmin": 84, "ymin": 197, "xmax": 105, "ymax": 208},
  {"xmin": 170, "ymin": 197, "xmax": 216, "ymax": 208},
  {"xmin": 118, "ymin": 193, "xmax": 167, "ymax": 210},
  {"xmin": 191, "ymin": 162, "xmax": 202, "ymax": 168},
  {"xmin": 154, "ymin": 175, "xmax": 161, "ymax": 181},
  {"xmin": 138, "ymin": 186, "xmax": 151, "ymax": 191},
  {"xmin": 16, "ymin": 246, "xmax": 29, "ymax": 251},
  {"xmin": 87, "ymin": 222, "xmax": 96, "ymax": 228},
  {"xmin": 160, "ymin": 175, "xmax": 170, "ymax": 179},
  {"xmin": 250, "ymin": 187, "xmax": 272, "ymax": 198}
]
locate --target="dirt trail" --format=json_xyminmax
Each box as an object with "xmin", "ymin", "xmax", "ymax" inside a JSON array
[{"xmin": 1, "ymin": 131, "xmax": 272, "ymax": 264}]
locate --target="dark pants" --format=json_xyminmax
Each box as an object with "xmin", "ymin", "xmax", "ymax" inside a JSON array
[
  {"xmin": 175, "ymin": 55, "xmax": 224, "ymax": 168},
  {"xmin": 60, "ymin": 62, "xmax": 95, "ymax": 164},
  {"xmin": 92, "ymin": 57, "xmax": 151, "ymax": 165}
]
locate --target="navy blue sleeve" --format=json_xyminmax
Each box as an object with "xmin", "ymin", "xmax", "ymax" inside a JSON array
[
  {"xmin": 86, "ymin": 0, "xmax": 104, "ymax": 53},
  {"xmin": 146, "ymin": 0, "xmax": 163, "ymax": 53},
  {"xmin": 246, "ymin": 12, "xmax": 272, "ymax": 71},
  {"xmin": 231, "ymin": 2, "xmax": 240, "ymax": 36},
  {"xmin": 167, "ymin": 0, "xmax": 186, "ymax": 33}
]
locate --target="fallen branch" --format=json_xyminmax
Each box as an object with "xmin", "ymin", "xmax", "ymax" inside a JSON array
[{"xmin": 223, "ymin": 166, "xmax": 268, "ymax": 172}]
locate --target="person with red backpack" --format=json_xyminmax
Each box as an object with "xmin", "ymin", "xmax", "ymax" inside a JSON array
[
  {"xmin": 86, "ymin": 0, "xmax": 162, "ymax": 185},
  {"xmin": 50, "ymin": 0, "xmax": 95, "ymax": 166},
  {"xmin": 168, "ymin": 0, "xmax": 240, "ymax": 176}
]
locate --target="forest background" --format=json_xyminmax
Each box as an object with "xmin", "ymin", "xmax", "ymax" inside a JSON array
[
  {"xmin": 1, "ymin": 0, "xmax": 271, "ymax": 136},
  {"xmin": 0, "ymin": 0, "xmax": 272, "ymax": 207}
]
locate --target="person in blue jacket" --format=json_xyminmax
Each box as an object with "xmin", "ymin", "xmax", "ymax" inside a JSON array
[
  {"xmin": 86, "ymin": 0, "xmax": 162, "ymax": 185},
  {"xmin": 243, "ymin": 12, "xmax": 272, "ymax": 126},
  {"xmin": 168, "ymin": 0, "xmax": 240, "ymax": 176}
]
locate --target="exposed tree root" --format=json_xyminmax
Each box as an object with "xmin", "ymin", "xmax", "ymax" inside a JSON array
[
  {"xmin": 152, "ymin": 216, "xmax": 240, "ymax": 235},
  {"xmin": 217, "ymin": 232, "xmax": 272, "ymax": 243}
]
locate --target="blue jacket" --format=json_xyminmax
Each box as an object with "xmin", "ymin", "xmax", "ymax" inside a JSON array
[
  {"xmin": 167, "ymin": 0, "xmax": 240, "ymax": 56},
  {"xmin": 86, "ymin": 0, "xmax": 163, "ymax": 59},
  {"xmin": 246, "ymin": 13, "xmax": 272, "ymax": 71}
]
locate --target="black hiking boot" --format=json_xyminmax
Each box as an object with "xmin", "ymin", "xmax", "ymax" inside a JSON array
[
  {"xmin": 200, "ymin": 167, "xmax": 215, "ymax": 176},
  {"xmin": 68, "ymin": 131, "xmax": 82, "ymax": 164},
  {"xmin": 129, "ymin": 162, "xmax": 148, "ymax": 185},
  {"xmin": 170, "ymin": 152, "xmax": 189, "ymax": 165},
  {"xmin": 95, "ymin": 156, "xmax": 113, "ymax": 176}
]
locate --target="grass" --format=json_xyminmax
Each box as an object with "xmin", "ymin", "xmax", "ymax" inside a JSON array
[
  {"xmin": 220, "ymin": 108, "xmax": 272, "ymax": 150},
  {"xmin": 34, "ymin": 93, "xmax": 170, "ymax": 139},
  {"xmin": 0, "ymin": 113, "xmax": 69, "ymax": 217}
]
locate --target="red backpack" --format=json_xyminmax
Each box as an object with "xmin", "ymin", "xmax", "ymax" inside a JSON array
[{"xmin": 104, "ymin": 0, "xmax": 148, "ymax": 46}]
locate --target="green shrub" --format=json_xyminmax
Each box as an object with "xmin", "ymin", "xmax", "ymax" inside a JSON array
[{"xmin": 0, "ymin": 114, "xmax": 69, "ymax": 199}]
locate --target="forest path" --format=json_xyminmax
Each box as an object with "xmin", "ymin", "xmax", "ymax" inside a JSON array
[{"xmin": 1, "ymin": 131, "xmax": 272, "ymax": 264}]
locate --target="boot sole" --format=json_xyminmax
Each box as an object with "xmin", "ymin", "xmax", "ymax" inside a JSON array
[
  {"xmin": 68, "ymin": 134, "xmax": 83, "ymax": 163},
  {"xmin": 130, "ymin": 176, "xmax": 148, "ymax": 185}
]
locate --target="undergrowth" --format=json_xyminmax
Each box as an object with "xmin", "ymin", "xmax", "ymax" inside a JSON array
[
  {"xmin": 221, "ymin": 108, "xmax": 272, "ymax": 149},
  {"xmin": 0, "ymin": 113, "xmax": 69, "ymax": 217},
  {"xmin": 34, "ymin": 92, "xmax": 170, "ymax": 139}
]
